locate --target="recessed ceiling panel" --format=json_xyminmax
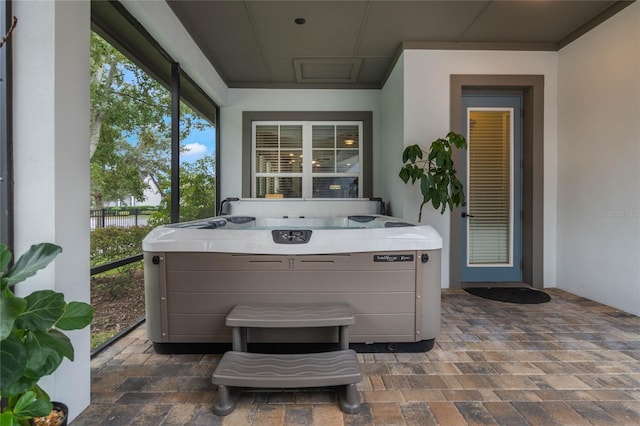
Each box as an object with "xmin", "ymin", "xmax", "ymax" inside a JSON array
[
  {"xmin": 247, "ymin": 1, "xmax": 368, "ymax": 57},
  {"xmin": 215, "ymin": 56, "xmax": 271, "ymax": 84},
  {"xmin": 459, "ymin": 1, "xmax": 618, "ymax": 43},
  {"xmin": 359, "ymin": 1, "xmax": 490, "ymax": 57},
  {"xmin": 294, "ymin": 59, "xmax": 361, "ymax": 83},
  {"xmin": 265, "ymin": 57, "xmax": 298, "ymax": 83},
  {"xmin": 168, "ymin": 1, "xmax": 261, "ymax": 57}
]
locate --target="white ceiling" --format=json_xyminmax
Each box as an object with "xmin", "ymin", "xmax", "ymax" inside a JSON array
[{"xmin": 167, "ymin": 0, "xmax": 634, "ymax": 89}]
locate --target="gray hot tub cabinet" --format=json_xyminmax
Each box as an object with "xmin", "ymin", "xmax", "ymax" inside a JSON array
[{"xmin": 144, "ymin": 249, "xmax": 441, "ymax": 351}]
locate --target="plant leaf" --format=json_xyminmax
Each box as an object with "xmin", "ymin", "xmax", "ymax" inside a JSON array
[
  {"xmin": 428, "ymin": 145, "xmax": 439, "ymax": 162},
  {"xmin": 412, "ymin": 145, "xmax": 423, "ymax": 160},
  {"xmin": 448, "ymin": 131, "xmax": 467, "ymax": 149},
  {"xmin": 414, "ymin": 167, "xmax": 425, "ymax": 181},
  {"xmin": 0, "ymin": 333, "xmax": 28, "ymax": 396},
  {"xmin": 56, "ymin": 301, "xmax": 94, "ymax": 330},
  {"xmin": 12, "ymin": 390, "xmax": 53, "ymax": 419},
  {"xmin": 24, "ymin": 330, "xmax": 67, "ymax": 378},
  {"xmin": 420, "ymin": 175, "xmax": 431, "ymax": 200},
  {"xmin": 3, "ymin": 243, "xmax": 61, "ymax": 287},
  {"xmin": 408, "ymin": 165, "xmax": 419, "ymax": 184},
  {"xmin": 0, "ymin": 411, "xmax": 18, "ymax": 426},
  {"xmin": 0, "ymin": 289, "xmax": 26, "ymax": 341},
  {"xmin": 432, "ymin": 197, "xmax": 441, "ymax": 210},
  {"xmin": 15, "ymin": 290, "xmax": 66, "ymax": 332},
  {"xmin": 0, "ymin": 244, "xmax": 11, "ymax": 277},
  {"xmin": 408, "ymin": 145, "xmax": 418, "ymax": 162},
  {"xmin": 399, "ymin": 167, "xmax": 410, "ymax": 183}
]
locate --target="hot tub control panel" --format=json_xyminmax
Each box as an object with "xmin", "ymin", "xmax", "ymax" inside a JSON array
[{"xmin": 272, "ymin": 229, "xmax": 313, "ymax": 244}]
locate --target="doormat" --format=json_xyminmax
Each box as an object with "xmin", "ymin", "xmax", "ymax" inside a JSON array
[{"xmin": 463, "ymin": 287, "xmax": 551, "ymax": 304}]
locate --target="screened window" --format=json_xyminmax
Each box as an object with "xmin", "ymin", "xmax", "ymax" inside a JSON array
[
  {"xmin": 252, "ymin": 122, "xmax": 362, "ymax": 198},
  {"xmin": 92, "ymin": 0, "xmax": 219, "ymax": 219}
]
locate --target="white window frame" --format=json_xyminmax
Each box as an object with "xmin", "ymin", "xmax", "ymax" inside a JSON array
[
  {"xmin": 465, "ymin": 107, "xmax": 515, "ymax": 268},
  {"xmin": 252, "ymin": 121, "xmax": 363, "ymax": 199}
]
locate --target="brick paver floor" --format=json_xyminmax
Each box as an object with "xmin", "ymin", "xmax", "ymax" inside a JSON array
[{"xmin": 72, "ymin": 289, "xmax": 640, "ymax": 425}]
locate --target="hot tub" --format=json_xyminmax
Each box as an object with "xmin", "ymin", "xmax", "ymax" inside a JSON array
[{"xmin": 143, "ymin": 199, "xmax": 442, "ymax": 352}]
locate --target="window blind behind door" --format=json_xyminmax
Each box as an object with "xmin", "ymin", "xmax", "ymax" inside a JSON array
[{"xmin": 467, "ymin": 110, "xmax": 512, "ymax": 265}]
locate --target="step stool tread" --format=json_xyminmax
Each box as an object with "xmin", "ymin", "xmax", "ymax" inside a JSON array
[
  {"xmin": 226, "ymin": 303, "xmax": 355, "ymax": 328},
  {"xmin": 212, "ymin": 350, "xmax": 361, "ymax": 388}
]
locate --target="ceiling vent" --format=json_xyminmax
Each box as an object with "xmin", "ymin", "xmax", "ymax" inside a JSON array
[{"xmin": 293, "ymin": 58, "xmax": 362, "ymax": 83}]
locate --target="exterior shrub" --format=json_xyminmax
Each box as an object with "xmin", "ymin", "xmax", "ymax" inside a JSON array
[{"xmin": 90, "ymin": 225, "xmax": 154, "ymax": 266}]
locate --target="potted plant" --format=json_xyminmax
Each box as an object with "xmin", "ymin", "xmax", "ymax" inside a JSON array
[
  {"xmin": 0, "ymin": 243, "xmax": 94, "ymax": 426},
  {"xmin": 399, "ymin": 131, "xmax": 467, "ymax": 221}
]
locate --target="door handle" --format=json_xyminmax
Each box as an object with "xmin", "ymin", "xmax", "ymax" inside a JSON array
[{"xmin": 461, "ymin": 212, "xmax": 475, "ymax": 218}]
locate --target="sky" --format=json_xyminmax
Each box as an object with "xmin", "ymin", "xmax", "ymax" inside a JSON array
[
  {"xmin": 123, "ymin": 122, "xmax": 215, "ymax": 165},
  {"xmin": 126, "ymin": 113, "xmax": 216, "ymax": 164},
  {"xmin": 180, "ymin": 125, "xmax": 216, "ymax": 164},
  {"xmin": 118, "ymin": 65, "xmax": 216, "ymax": 165}
]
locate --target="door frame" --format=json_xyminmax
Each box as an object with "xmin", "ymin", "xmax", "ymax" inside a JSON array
[
  {"xmin": 450, "ymin": 75, "xmax": 544, "ymax": 289},
  {"xmin": 461, "ymin": 95, "xmax": 523, "ymax": 283}
]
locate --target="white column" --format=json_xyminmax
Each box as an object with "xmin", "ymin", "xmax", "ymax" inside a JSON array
[{"xmin": 13, "ymin": 0, "xmax": 91, "ymax": 421}]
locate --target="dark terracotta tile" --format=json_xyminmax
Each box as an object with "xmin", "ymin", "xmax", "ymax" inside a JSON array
[
  {"xmin": 250, "ymin": 404, "xmax": 285, "ymax": 426},
  {"xmin": 187, "ymin": 390, "xmax": 216, "ymax": 404},
  {"xmin": 511, "ymin": 401, "xmax": 560, "ymax": 425},
  {"xmin": 115, "ymin": 391, "xmax": 162, "ymax": 404},
  {"xmin": 311, "ymin": 405, "xmax": 344, "ymax": 425},
  {"xmin": 266, "ymin": 391, "xmax": 297, "ymax": 404},
  {"xmin": 399, "ymin": 401, "xmax": 437, "ymax": 425},
  {"xmin": 284, "ymin": 405, "xmax": 314, "ymax": 424},
  {"xmin": 406, "ymin": 375, "xmax": 448, "ymax": 389},
  {"xmin": 595, "ymin": 401, "xmax": 640, "ymax": 424},
  {"xmin": 381, "ymin": 375, "xmax": 411, "ymax": 390},
  {"xmin": 295, "ymin": 389, "xmax": 336, "ymax": 404},
  {"xmin": 538, "ymin": 401, "xmax": 590, "ymax": 425},
  {"xmin": 566, "ymin": 401, "xmax": 618, "ymax": 425},
  {"xmin": 428, "ymin": 401, "xmax": 467, "ymax": 425},
  {"xmin": 482, "ymin": 402, "xmax": 528, "ymax": 425},
  {"xmin": 454, "ymin": 401, "xmax": 498, "ymax": 425},
  {"xmin": 71, "ymin": 403, "xmax": 112, "ymax": 425},
  {"xmin": 130, "ymin": 404, "xmax": 171, "ymax": 424},
  {"xmin": 453, "ymin": 374, "xmax": 499, "ymax": 390},
  {"xmin": 98, "ymin": 404, "xmax": 142, "ymax": 425},
  {"xmin": 114, "ymin": 377, "xmax": 160, "ymax": 393},
  {"xmin": 441, "ymin": 389, "xmax": 484, "ymax": 402},
  {"xmin": 454, "ymin": 362, "xmax": 499, "ymax": 375}
]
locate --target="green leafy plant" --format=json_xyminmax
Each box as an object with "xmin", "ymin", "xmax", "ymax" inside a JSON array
[
  {"xmin": 0, "ymin": 243, "xmax": 94, "ymax": 426},
  {"xmin": 399, "ymin": 131, "xmax": 467, "ymax": 221},
  {"xmin": 90, "ymin": 225, "xmax": 153, "ymax": 267}
]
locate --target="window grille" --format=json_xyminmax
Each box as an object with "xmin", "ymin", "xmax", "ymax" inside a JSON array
[{"xmin": 253, "ymin": 121, "xmax": 362, "ymax": 199}]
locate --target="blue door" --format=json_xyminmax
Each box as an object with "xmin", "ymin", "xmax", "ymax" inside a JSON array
[{"xmin": 461, "ymin": 95, "xmax": 523, "ymax": 282}]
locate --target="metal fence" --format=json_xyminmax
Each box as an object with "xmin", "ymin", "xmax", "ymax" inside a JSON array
[{"xmin": 90, "ymin": 209, "xmax": 151, "ymax": 229}]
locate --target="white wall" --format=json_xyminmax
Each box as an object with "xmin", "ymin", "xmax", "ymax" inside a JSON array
[
  {"xmin": 557, "ymin": 2, "xmax": 640, "ymax": 315},
  {"xmin": 220, "ymin": 89, "xmax": 381, "ymax": 200},
  {"xmin": 13, "ymin": 0, "xmax": 91, "ymax": 421},
  {"xmin": 380, "ymin": 55, "xmax": 405, "ymax": 217},
  {"xmin": 392, "ymin": 50, "xmax": 559, "ymax": 288}
]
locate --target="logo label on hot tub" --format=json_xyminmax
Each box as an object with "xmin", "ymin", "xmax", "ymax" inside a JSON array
[{"xmin": 374, "ymin": 254, "xmax": 414, "ymax": 262}]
